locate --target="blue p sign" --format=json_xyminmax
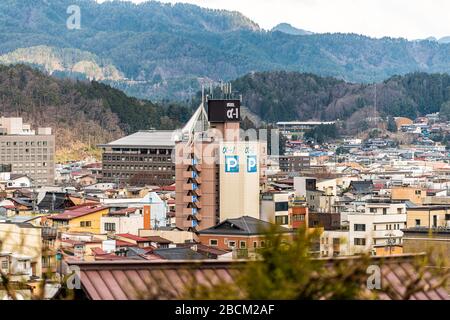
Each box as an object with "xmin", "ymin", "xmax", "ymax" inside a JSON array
[
  {"xmin": 225, "ymin": 156, "xmax": 239, "ymax": 173},
  {"xmin": 247, "ymin": 155, "xmax": 257, "ymax": 173}
]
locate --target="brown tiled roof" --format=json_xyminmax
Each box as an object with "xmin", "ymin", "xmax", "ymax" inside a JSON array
[{"xmin": 68, "ymin": 254, "xmax": 449, "ymax": 300}]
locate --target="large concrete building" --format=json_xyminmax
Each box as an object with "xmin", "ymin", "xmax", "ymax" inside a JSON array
[
  {"xmin": 175, "ymin": 98, "xmax": 266, "ymax": 231},
  {"xmin": 0, "ymin": 117, "xmax": 55, "ymax": 186},
  {"xmin": 99, "ymin": 130, "xmax": 175, "ymax": 187}
]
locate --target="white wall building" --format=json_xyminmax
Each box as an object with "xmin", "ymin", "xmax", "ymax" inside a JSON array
[{"xmin": 346, "ymin": 201, "xmax": 407, "ymax": 255}]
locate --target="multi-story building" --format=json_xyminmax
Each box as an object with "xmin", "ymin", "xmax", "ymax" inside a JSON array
[
  {"xmin": 260, "ymin": 191, "xmax": 290, "ymax": 227},
  {"xmin": 346, "ymin": 200, "xmax": 407, "ymax": 255},
  {"xmin": 278, "ymin": 154, "xmax": 310, "ymax": 172},
  {"xmin": 175, "ymin": 98, "xmax": 266, "ymax": 231},
  {"xmin": 406, "ymin": 205, "xmax": 450, "ymax": 228},
  {"xmin": 0, "ymin": 117, "xmax": 55, "ymax": 186},
  {"xmin": 99, "ymin": 130, "xmax": 175, "ymax": 187}
]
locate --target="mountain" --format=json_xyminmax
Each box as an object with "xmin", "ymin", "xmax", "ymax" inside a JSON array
[
  {"xmin": 193, "ymin": 71, "xmax": 450, "ymax": 134},
  {"xmin": 2, "ymin": 0, "xmax": 450, "ymax": 101},
  {"xmin": 0, "ymin": 64, "xmax": 192, "ymax": 161},
  {"xmin": 0, "ymin": 46, "xmax": 124, "ymax": 81},
  {"xmin": 271, "ymin": 23, "xmax": 313, "ymax": 36},
  {"xmin": 439, "ymin": 36, "xmax": 450, "ymax": 44}
]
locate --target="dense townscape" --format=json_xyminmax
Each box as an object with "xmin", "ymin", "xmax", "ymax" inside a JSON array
[
  {"xmin": 1, "ymin": 104, "xmax": 450, "ymax": 300},
  {"xmin": 1, "ymin": 0, "xmax": 450, "ymax": 304}
]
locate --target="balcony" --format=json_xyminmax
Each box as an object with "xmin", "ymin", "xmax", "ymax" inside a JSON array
[
  {"xmin": 183, "ymin": 171, "xmax": 196, "ymax": 179},
  {"xmin": 183, "ymin": 183, "xmax": 199, "ymax": 191},
  {"xmin": 183, "ymin": 207, "xmax": 199, "ymax": 215},
  {"xmin": 183, "ymin": 195, "xmax": 200, "ymax": 204},
  {"xmin": 42, "ymin": 227, "xmax": 58, "ymax": 240}
]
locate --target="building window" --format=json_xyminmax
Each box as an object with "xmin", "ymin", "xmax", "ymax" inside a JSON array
[
  {"xmin": 104, "ymin": 223, "xmax": 116, "ymax": 232},
  {"xmin": 80, "ymin": 221, "xmax": 92, "ymax": 227},
  {"xmin": 354, "ymin": 224, "xmax": 366, "ymax": 232},
  {"xmin": 228, "ymin": 241, "xmax": 236, "ymax": 249},
  {"xmin": 253, "ymin": 241, "xmax": 258, "ymax": 248},
  {"xmin": 260, "ymin": 240, "xmax": 265, "ymax": 247},
  {"xmin": 275, "ymin": 215, "xmax": 289, "ymax": 225},
  {"xmin": 1, "ymin": 260, "xmax": 8, "ymax": 270},
  {"xmin": 209, "ymin": 239, "xmax": 218, "ymax": 246},
  {"xmin": 240, "ymin": 241, "xmax": 246, "ymax": 249},
  {"xmin": 415, "ymin": 219, "xmax": 421, "ymax": 227},
  {"xmin": 354, "ymin": 238, "xmax": 366, "ymax": 246},
  {"xmin": 369, "ymin": 208, "xmax": 377, "ymax": 213},
  {"xmin": 275, "ymin": 202, "xmax": 289, "ymax": 212}
]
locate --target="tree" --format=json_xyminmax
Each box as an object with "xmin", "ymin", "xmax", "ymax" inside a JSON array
[
  {"xmin": 440, "ymin": 101, "xmax": 450, "ymax": 121},
  {"xmin": 304, "ymin": 124, "xmax": 339, "ymax": 144},
  {"xmin": 387, "ymin": 116, "xmax": 397, "ymax": 133}
]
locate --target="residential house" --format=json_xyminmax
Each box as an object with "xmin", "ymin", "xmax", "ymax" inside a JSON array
[
  {"xmin": 48, "ymin": 205, "xmax": 109, "ymax": 233},
  {"xmin": 197, "ymin": 216, "xmax": 293, "ymax": 253}
]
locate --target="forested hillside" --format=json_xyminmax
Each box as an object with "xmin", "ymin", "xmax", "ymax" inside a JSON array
[
  {"xmin": 0, "ymin": 64, "xmax": 191, "ymax": 160},
  {"xmin": 2, "ymin": 0, "xmax": 450, "ymax": 100},
  {"xmin": 192, "ymin": 71, "xmax": 450, "ymax": 133}
]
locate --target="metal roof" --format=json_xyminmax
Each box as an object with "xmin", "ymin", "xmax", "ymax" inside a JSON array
[
  {"xmin": 68, "ymin": 255, "xmax": 449, "ymax": 300},
  {"xmin": 98, "ymin": 130, "xmax": 176, "ymax": 148}
]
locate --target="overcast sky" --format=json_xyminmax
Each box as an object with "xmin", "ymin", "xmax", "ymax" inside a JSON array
[{"xmin": 97, "ymin": 0, "xmax": 450, "ymax": 40}]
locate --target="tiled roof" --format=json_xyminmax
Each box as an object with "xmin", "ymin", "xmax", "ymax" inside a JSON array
[
  {"xmin": 152, "ymin": 247, "xmax": 206, "ymax": 260},
  {"xmin": 50, "ymin": 206, "xmax": 107, "ymax": 220},
  {"xmin": 69, "ymin": 255, "xmax": 449, "ymax": 300},
  {"xmin": 116, "ymin": 233, "xmax": 150, "ymax": 242},
  {"xmin": 198, "ymin": 216, "xmax": 293, "ymax": 236},
  {"xmin": 147, "ymin": 236, "xmax": 172, "ymax": 244}
]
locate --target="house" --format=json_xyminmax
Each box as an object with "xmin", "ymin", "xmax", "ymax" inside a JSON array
[
  {"xmin": 37, "ymin": 192, "xmax": 75, "ymax": 212},
  {"xmin": 406, "ymin": 205, "xmax": 450, "ymax": 228},
  {"xmin": 260, "ymin": 191, "xmax": 290, "ymax": 227},
  {"xmin": 0, "ymin": 222, "xmax": 43, "ymax": 279},
  {"xmin": 391, "ymin": 186, "xmax": 426, "ymax": 205},
  {"xmin": 77, "ymin": 174, "xmax": 98, "ymax": 187},
  {"xmin": 48, "ymin": 205, "xmax": 109, "ymax": 233},
  {"xmin": 349, "ymin": 180, "xmax": 374, "ymax": 196},
  {"xmin": 100, "ymin": 207, "xmax": 143, "ymax": 235},
  {"xmin": 5, "ymin": 174, "xmax": 33, "ymax": 189},
  {"xmin": 115, "ymin": 233, "xmax": 153, "ymax": 248},
  {"xmin": 197, "ymin": 216, "xmax": 293, "ymax": 252}
]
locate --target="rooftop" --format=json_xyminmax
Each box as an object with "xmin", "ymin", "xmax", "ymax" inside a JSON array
[
  {"xmin": 198, "ymin": 216, "xmax": 292, "ymax": 236},
  {"xmin": 98, "ymin": 130, "xmax": 175, "ymax": 148},
  {"xmin": 50, "ymin": 205, "xmax": 107, "ymax": 220}
]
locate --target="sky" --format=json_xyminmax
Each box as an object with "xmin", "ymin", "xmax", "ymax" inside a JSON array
[{"xmin": 97, "ymin": 0, "xmax": 450, "ymax": 40}]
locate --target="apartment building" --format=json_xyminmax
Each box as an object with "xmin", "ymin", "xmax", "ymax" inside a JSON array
[
  {"xmin": 260, "ymin": 191, "xmax": 290, "ymax": 227},
  {"xmin": 99, "ymin": 130, "xmax": 175, "ymax": 187},
  {"xmin": 406, "ymin": 205, "xmax": 450, "ymax": 228},
  {"xmin": 278, "ymin": 154, "xmax": 310, "ymax": 172},
  {"xmin": 346, "ymin": 200, "xmax": 407, "ymax": 255},
  {"xmin": 0, "ymin": 117, "xmax": 55, "ymax": 186}
]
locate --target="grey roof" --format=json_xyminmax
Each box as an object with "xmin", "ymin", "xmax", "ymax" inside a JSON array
[
  {"xmin": 198, "ymin": 216, "xmax": 292, "ymax": 236},
  {"xmin": 349, "ymin": 180, "xmax": 374, "ymax": 194},
  {"xmin": 98, "ymin": 130, "xmax": 176, "ymax": 148},
  {"xmin": 153, "ymin": 247, "xmax": 206, "ymax": 260}
]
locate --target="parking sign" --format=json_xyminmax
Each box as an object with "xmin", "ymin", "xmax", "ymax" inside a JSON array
[{"xmin": 225, "ymin": 155, "xmax": 239, "ymax": 173}]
